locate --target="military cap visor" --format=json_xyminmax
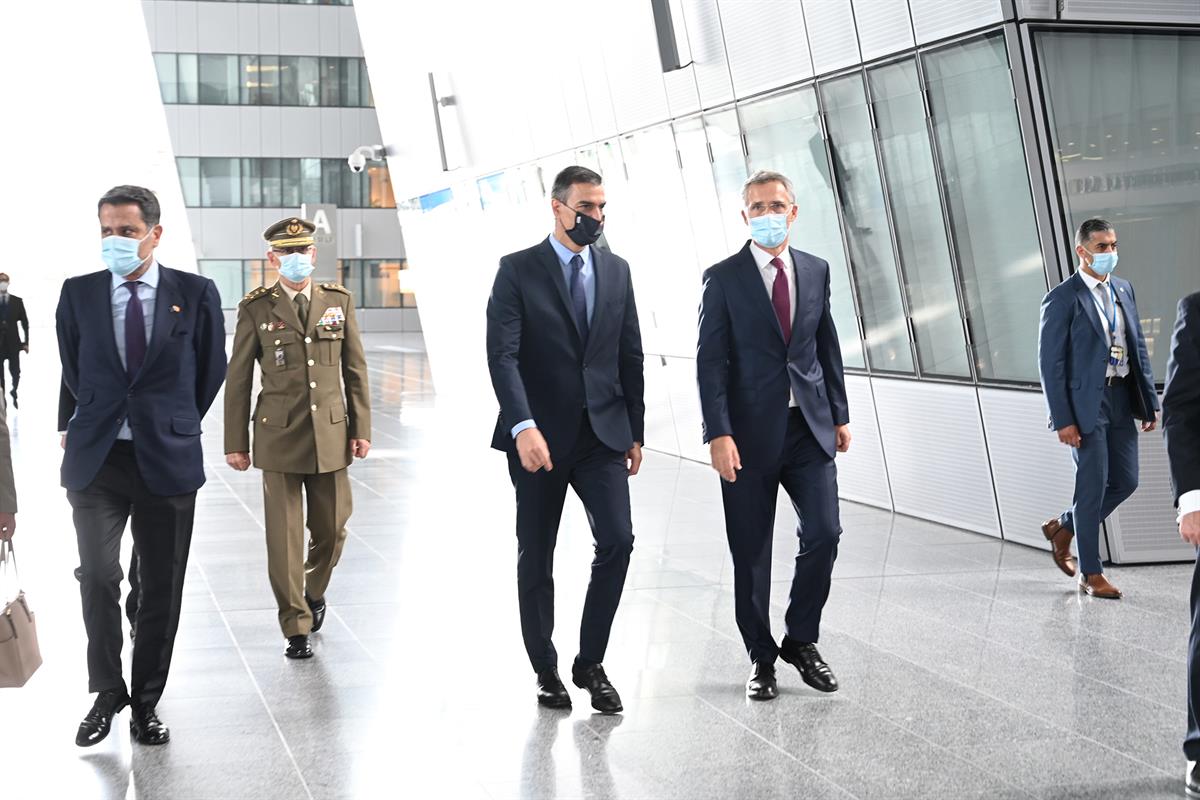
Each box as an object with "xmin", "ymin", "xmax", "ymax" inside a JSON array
[{"xmin": 264, "ymin": 217, "xmax": 316, "ymax": 248}]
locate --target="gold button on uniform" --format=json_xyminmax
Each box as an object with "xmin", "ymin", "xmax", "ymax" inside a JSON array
[
  {"xmin": 308, "ymin": 359, "xmax": 315, "ymax": 366},
  {"xmin": 311, "ymin": 404, "xmax": 317, "ymax": 411},
  {"xmin": 309, "ymin": 381, "xmax": 317, "ymax": 389},
  {"xmin": 275, "ymin": 339, "xmax": 281, "ymax": 345},
  {"xmin": 305, "ymin": 337, "xmax": 312, "ymax": 344}
]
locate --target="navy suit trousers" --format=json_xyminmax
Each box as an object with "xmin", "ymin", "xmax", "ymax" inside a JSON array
[{"xmin": 721, "ymin": 409, "xmax": 841, "ymax": 664}]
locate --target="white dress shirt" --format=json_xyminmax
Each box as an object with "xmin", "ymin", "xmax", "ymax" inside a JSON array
[
  {"xmin": 750, "ymin": 243, "xmax": 798, "ymax": 408},
  {"xmin": 110, "ymin": 259, "xmax": 159, "ymax": 440},
  {"xmin": 1077, "ymin": 270, "xmax": 1130, "ymax": 379}
]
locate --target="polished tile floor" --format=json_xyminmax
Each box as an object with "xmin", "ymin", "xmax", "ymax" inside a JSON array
[{"xmin": 0, "ymin": 334, "xmax": 1194, "ymax": 799}]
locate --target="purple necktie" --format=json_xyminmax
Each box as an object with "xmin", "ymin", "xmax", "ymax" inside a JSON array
[
  {"xmin": 123, "ymin": 281, "xmax": 146, "ymax": 381},
  {"xmin": 770, "ymin": 257, "xmax": 791, "ymax": 344}
]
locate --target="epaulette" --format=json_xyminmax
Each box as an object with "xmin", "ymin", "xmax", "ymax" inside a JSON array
[
  {"xmin": 321, "ymin": 283, "xmax": 351, "ymax": 295},
  {"xmin": 241, "ymin": 286, "xmax": 271, "ymax": 304}
]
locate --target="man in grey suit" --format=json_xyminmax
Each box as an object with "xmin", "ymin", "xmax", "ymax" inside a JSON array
[{"xmin": 1037, "ymin": 218, "xmax": 1159, "ymax": 598}]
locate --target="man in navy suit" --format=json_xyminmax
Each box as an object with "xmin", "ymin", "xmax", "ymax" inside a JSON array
[
  {"xmin": 1038, "ymin": 218, "xmax": 1158, "ymax": 599},
  {"xmin": 697, "ymin": 170, "xmax": 851, "ymax": 701},
  {"xmin": 487, "ymin": 166, "xmax": 644, "ymax": 714},
  {"xmin": 1162, "ymin": 291, "xmax": 1200, "ymax": 797},
  {"xmin": 57, "ymin": 185, "xmax": 227, "ymax": 747}
]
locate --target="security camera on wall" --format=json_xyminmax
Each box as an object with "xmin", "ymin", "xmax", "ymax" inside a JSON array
[{"xmin": 347, "ymin": 145, "xmax": 388, "ymax": 174}]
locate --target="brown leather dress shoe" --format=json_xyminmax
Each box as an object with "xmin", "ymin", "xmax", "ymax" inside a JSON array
[
  {"xmin": 1079, "ymin": 573, "xmax": 1122, "ymax": 599},
  {"xmin": 1041, "ymin": 518, "xmax": 1077, "ymax": 577}
]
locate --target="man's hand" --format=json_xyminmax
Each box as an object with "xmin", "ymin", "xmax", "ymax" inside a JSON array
[
  {"xmin": 226, "ymin": 452, "xmax": 251, "ymax": 471},
  {"xmin": 60, "ymin": 434, "xmax": 66, "ymax": 450},
  {"xmin": 516, "ymin": 428, "xmax": 553, "ymax": 473},
  {"xmin": 1181, "ymin": 511, "xmax": 1200, "ymax": 547},
  {"xmin": 626, "ymin": 443, "xmax": 643, "ymax": 476},
  {"xmin": 835, "ymin": 424, "xmax": 852, "ymax": 453},
  {"xmin": 1141, "ymin": 416, "xmax": 1158, "ymax": 433},
  {"xmin": 1057, "ymin": 424, "xmax": 1082, "ymax": 448},
  {"xmin": 20, "ymin": 344, "xmax": 28, "ymax": 354},
  {"xmin": 710, "ymin": 435, "xmax": 741, "ymax": 482},
  {"xmin": 0, "ymin": 513, "xmax": 15, "ymax": 540},
  {"xmin": 352, "ymin": 439, "xmax": 371, "ymax": 459}
]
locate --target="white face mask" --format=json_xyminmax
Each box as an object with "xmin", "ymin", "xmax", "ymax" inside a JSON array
[{"xmin": 0, "ymin": 282, "xmax": 9, "ymax": 292}]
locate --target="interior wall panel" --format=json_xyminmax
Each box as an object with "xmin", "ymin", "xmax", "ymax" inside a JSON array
[{"xmin": 836, "ymin": 374, "xmax": 893, "ymax": 510}]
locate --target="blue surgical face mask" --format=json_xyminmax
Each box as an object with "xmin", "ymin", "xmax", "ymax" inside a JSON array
[
  {"xmin": 100, "ymin": 231, "xmax": 153, "ymax": 277},
  {"xmin": 1088, "ymin": 250, "xmax": 1118, "ymax": 276},
  {"xmin": 278, "ymin": 251, "xmax": 314, "ymax": 283},
  {"xmin": 748, "ymin": 213, "xmax": 790, "ymax": 249}
]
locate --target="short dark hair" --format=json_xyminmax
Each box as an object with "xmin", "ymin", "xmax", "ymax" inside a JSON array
[
  {"xmin": 98, "ymin": 185, "xmax": 161, "ymax": 227},
  {"xmin": 1075, "ymin": 218, "xmax": 1114, "ymax": 247},
  {"xmin": 551, "ymin": 166, "xmax": 602, "ymax": 204}
]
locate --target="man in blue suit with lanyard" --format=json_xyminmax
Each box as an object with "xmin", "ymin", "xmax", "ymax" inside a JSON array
[{"xmin": 1038, "ymin": 218, "xmax": 1159, "ymax": 598}]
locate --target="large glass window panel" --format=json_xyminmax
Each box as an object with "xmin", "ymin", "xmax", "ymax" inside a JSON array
[
  {"xmin": 361, "ymin": 59, "xmax": 373, "ymax": 107},
  {"xmin": 300, "ymin": 158, "xmax": 322, "ymax": 204},
  {"xmin": 178, "ymin": 54, "xmax": 198, "ymax": 104},
  {"xmin": 362, "ymin": 260, "xmax": 405, "ymax": 307},
  {"xmin": 282, "ymin": 56, "xmax": 320, "ymax": 106},
  {"xmin": 200, "ymin": 157, "xmax": 240, "ymax": 207},
  {"xmin": 239, "ymin": 55, "xmax": 259, "ymax": 105},
  {"xmin": 674, "ymin": 117, "xmax": 730, "ymax": 272},
  {"xmin": 1037, "ymin": 30, "xmax": 1200, "ymax": 381},
  {"xmin": 281, "ymin": 159, "xmax": 301, "ymax": 207},
  {"xmin": 279, "ymin": 57, "xmax": 299, "ymax": 105},
  {"xmin": 320, "ymin": 57, "xmax": 341, "ymax": 106},
  {"xmin": 869, "ymin": 60, "xmax": 971, "ymax": 378},
  {"xmin": 258, "ymin": 55, "xmax": 280, "ymax": 105},
  {"xmin": 177, "ymin": 158, "xmax": 200, "ymax": 207},
  {"xmin": 198, "ymin": 260, "xmax": 242, "ymax": 309},
  {"xmin": 245, "ymin": 259, "xmax": 273, "ymax": 290},
  {"xmin": 198, "ymin": 54, "xmax": 238, "ymax": 104},
  {"xmin": 241, "ymin": 158, "xmax": 262, "ymax": 207},
  {"xmin": 341, "ymin": 57, "xmax": 362, "ymax": 108},
  {"xmin": 924, "ymin": 34, "xmax": 1046, "ymax": 383},
  {"xmin": 341, "ymin": 162, "xmax": 363, "ymax": 208},
  {"xmin": 740, "ymin": 88, "xmax": 866, "ymax": 369},
  {"xmin": 154, "ymin": 54, "xmax": 177, "ymax": 103},
  {"xmin": 261, "ymin": 158, "xmax": 283, "ymax": 207},
  {"xmin": 703, "ymin": 109, "xmax": 750, "ymax": 253},
  {"xmin": 321, "ymin": 158, "xmax": 341, "ymax": 205},
  {"xmin": 821, "ymin": 74, "xmax": 913, "ymax": 374},
  {"xmin": 367, "ymin": 164, "xmax": 395, "ymax": 208}
]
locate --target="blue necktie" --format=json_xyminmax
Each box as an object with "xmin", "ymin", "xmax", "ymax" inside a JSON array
[
  {"xmin": 569, "ymin": 254, "xmax": 589, "ymax": 344},
  {"xmin": 123, "ymin": 281, "xmax": 146, "ymax": 381}
]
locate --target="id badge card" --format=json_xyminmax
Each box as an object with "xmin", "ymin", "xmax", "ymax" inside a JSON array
[
  {"xmin": 1108, "ymin": 345, "xmax": 1125, "ymax": 367},
  {"xmin": 274, "ymin": 347, "xmax": 286, "ymax": 368}
]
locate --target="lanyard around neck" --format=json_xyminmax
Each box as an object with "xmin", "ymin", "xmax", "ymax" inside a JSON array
[{"xmin": 1090, "ymin": 281, "xmax": 1118, "ymax": 336}]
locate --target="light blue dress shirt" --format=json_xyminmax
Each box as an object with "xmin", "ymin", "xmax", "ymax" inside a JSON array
[
  {"xmin": 510, "ymin": 237, "xmax": 594, "ymax": 439},
  {"xmin": 111, "ymin": 260, "xmax": 159, "ymax": 440}
]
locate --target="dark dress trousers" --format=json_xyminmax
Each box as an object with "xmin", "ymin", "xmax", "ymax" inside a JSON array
[
  {"xmin": 56, "ymin": 266, "xmax": 226, "ymax": 707},
  {"xmin": 0, "ymin": 293, "xmax": 28, "ymax": 394},
  {"xmin": 1038, "ymin": 272, "xmax": 1158, "ymax": 574},
  {"xmin": 697, "ymin": 243, "xmax": 848, "ymax": 664},
  {"xmin": 1162, "ymin": 292, "xmax": 1200, "ymax": 761},
  {"xmin": 487, "ymin": 238, "xmax": 644, "ymax": 672}
]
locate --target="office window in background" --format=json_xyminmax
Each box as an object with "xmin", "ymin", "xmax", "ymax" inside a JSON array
[
  {"xmin": 1037, "ymin": 29, "xmax": 1200, "ymax": 382},
  {"xmin": 178, "ymin": 157, "xmax": 396, "ymax": 208},
  {"xmin": 869, "ymin": 59, "xmax": 971, "ymax": 379},
  {"xmin": 201, "ymin": 260, "xmax": 411, "ymax": 310},
  {"xmin": 924, "ymin": 33, "xmax": 1046, "ymax": 384},
  {"xmin": 198, "ymin": 54, "xmax": 238, "ymax": 104},
  {"xmin": 200, "ymin": 157, "xmax": 240, "ymax": 207},
  {"xmin": 152, "ymin": 54, "xmax": 372, "ymax": 107},
  {"xmin": 197, "ymin": 261, "xmax": 242, "ymax": 309},
  {"xmin": 740, "ymin": 87, "xmax": 866, "ymax": 370},
  {"xmin": 704, "ymin": 109, "xmax": 752, "ymax": 255},
  {"xmin": 821, "ymin": 73, "xmax": 913, "ymax": 374}
]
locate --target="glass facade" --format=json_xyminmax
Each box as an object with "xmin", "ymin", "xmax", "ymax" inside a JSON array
[
  {"xmin": 1036, "ymin": 29, "xmax": 1200, "ymax": 382},
  {"xmin": 199, "ymin": 258, "xmax": 412, "ymax": 310},
  {"xmin": 154, "ymin": 54, "xmax": 372, "ymax": 107},
  {"xmin": 177, "ymin": 157, "xmax": 396, "ymax": 208}
]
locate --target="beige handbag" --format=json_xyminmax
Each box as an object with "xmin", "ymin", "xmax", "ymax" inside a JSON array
[{"xmin": 0, "ymin": 539, "xmax": 42, "ymax": 688}]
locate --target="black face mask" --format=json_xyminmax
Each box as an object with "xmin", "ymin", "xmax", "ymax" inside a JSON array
[{"xmin": 563, "ymin": 205, "xmax": 604, "ymax": 246}]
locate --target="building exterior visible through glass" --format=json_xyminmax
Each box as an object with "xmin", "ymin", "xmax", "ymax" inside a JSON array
[
  {"xmin": 1036, "ymin": 29, "xmax": 1200, "ymax": 383},
  {"xmin": 177, "ymin": 158, "xmax": 396, "ymax": 209},
  {"xmin": 152, "ymin": 53, "xmax": 373, "ymax": 107}
]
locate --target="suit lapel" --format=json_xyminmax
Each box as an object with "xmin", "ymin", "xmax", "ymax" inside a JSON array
[
  {"xmin": 269, "ymin": 282, "xmax": 304, "ymax": 333},
  {"xmin": 788, "ymin": 248, "xmax": 815, "ymax": 355},
  {"xmin": 537, "ymin": 239, "xmax": 585, "ymax": 346},
  {"xmin": 94, "ymin": 271, "xmax": 124, "ymax": 374},
  {"xmin": 137, "ymin": 266, "xmax": 182, "ymax": 382},
  {"xmin": 734, "ymin": 242, "xmax": 785, "ymax": 344},
  {"xmin": 1072, "ymin": 273, "xmax": 1108, "ymax": 343},
  {"xmin": 308, "ymin": 285, "xmax": 326, "ymax": 336}
]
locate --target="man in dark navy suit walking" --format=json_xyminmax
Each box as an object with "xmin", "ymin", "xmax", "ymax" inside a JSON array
[
  {"xmin": 57, "ymin": 185, "xmax": 226, "ymax": 747},
  {"xmin": 487, "ymin": 166, "xmax": 644, "ymax": 714},
  {"xmin": 697, "ymin": 170, "xmax": 851, "ymax": 701}
]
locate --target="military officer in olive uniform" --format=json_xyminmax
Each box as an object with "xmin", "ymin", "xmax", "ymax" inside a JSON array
[{"xmin": 224, "ymin": 217, "xmax": 372, "ymax": 659}]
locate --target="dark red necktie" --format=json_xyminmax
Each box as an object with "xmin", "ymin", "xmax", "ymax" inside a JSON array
[{"xmin": 770, "ymin": 257, "xmax": 791, "ymax": 343}]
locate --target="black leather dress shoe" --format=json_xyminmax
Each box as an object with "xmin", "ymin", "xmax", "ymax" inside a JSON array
[
  {"xmin": 306, "ymin": 594, "xmax": 326, "ymax": 633},
  {"xmin": 571, "ymin": 662, "xmax": 623, "ymax": 714},
  {"xmin": 285, "ymin": 634, "xmax": 313, "ymax": 659},
  {"xmin": 746, "ymin": 661, "xmax": 779, "ymax": 701},
  {"xmin": 536, "ymin": 669, "xmax": 572, "ymax": 709},
  {"xmin": 75, "ymin": 689, "xmax": 131, "ymax": 747},
  {"xmin": 129, "ymin": 705, "xmax": 170, "ymax": 745},
  {"xmin": 1187, "ymin": 760, "xmax": 1200, "ymax": 798},
  {"xmin": 780, "ymin": 639, "xmax": 838, "ymax": 693}
]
